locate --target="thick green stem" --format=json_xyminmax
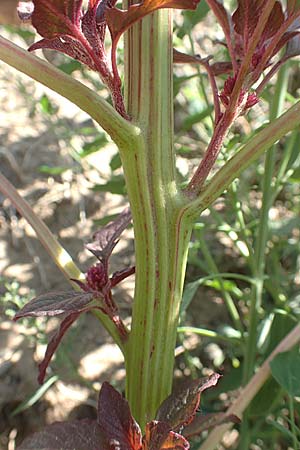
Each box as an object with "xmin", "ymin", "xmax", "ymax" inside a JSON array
[{"xmin": 121, "ymin": 10, "xmax": 192, "ymax": 428}]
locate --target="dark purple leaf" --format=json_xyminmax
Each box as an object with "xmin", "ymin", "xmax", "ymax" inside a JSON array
[
  {"xmin": 173, "ymin": 49, "xmax": 232, "ymax": 75},
  {"xmin": 37, "ymin": 312, "xmax": 80, "ymax": 384},
  {"xmin": 106, "ymin": 0, "xmax": 201, "ymax": 49},
  {"xmin": 14, "ymin": 291, "xmax": 100, "ymax": 319},
  {"xmin": 29, "ymin": 36, "xmax": 96, "ymax": 70},
  {"xmin": 111, "ymin": 266, "xmax": 135, "ymax": 287},
  {"xmin": 156, "ymin": 373, "xmax": 221, "ymax": 431},
  {"xmin": 29, "ymin": 0, "xmax": 83, "ymax": 38},
  {"xmin": 143, "ymin": 421, "xmax": 172, "ymax": 450},
  {"xmin": 86, "ymin": 208, "xmax": 132, "ymax": 261},
  {"xmin": 26, "ymin": 0, "xmax": 108, "ymax": 73},
  {"xmin": 232, "ymin": 1, "xmax": 284, "ymax": 47},
  {"xmin": 260, "ymin": 2, "xmax": 285, "ymax": 42},
  {"xmin": 183, "ymin": 412, "xmax": 241, "ymax": 438},
  {"xmin": 17, "ymin": 419, "xmax": 108, "ymax": 449},
  {"xmin": 98, "ymin": 382, "xmax": 142, "ymax": 450},
  {"xmin": 82, "ymin": 0, "xmax": 106, "ymax": 59}
]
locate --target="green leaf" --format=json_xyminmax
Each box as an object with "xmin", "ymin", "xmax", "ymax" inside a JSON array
[
  {"xmin": 39, "ymin": 94, "xmax": 57, "ymax": 115},
  {"xmin": 79, "ymin": 134, "xmax": 108, "ymax": 158},
  {"xmin": 289, "ymin": 166, "xmax": 300, "ymax": 182},
  {"xmin": 93, "ymin": 213, "xmax": 120, "ymax": 227},
  {"xmin": 266, "ymin": 311, "xmax": 296, "ymax": 355},
  {"xmin": 182, "ymin": 107, "xmax": 213, "ymax": 131},
  {"xmin": 38, "ymin": 165, "xmax": 68, "ymax": 175},
  {"xmin": 180, "ymin": 279, "xmax": 201, "ymax": 314},
  {"xmin": 267, "ymin": 418, "xmax": 297, "ymax": 442},
  {"xmin": 2, "ymin": 25, "xmax": 35, "ymax": 41},
  {"xmin": 203, "ymin": 278, "xmax": 242, "ymax": 298},
  {"xmin": 248, "ymin": 377, "xmax": 282, "ymax": 417},
  {"xmin": 270, "ymin": 348, "xmax": 300, "ymax": 397},
  {"xmin": 11, "ymin": 375, "xmax": 59, "ymax": 417},
  {"xmin": 58, "ymin": 59, "xmax": 82, "ymax": 74},
  {"xmin": 92, "ymin": 176, "xmax": 126, "ymax": 195},
  {"xmin": 177, "ymin": 0, "xmax": 209, "ymax": 38},
  {"xmin": 110, "ymin": 153, "xmax": 122, "ymax": 171}
]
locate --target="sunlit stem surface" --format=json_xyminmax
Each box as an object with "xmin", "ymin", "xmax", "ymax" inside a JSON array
[{"xmin": 121, "ymin": 9, "xmax": 192, "ymax": 428}]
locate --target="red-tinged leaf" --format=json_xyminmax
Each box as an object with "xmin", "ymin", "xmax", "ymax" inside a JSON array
[
  {"xmin": 260, "ymin": 2, "xmax": 285, "ymax": 42},
  {"xmin": 156, "ymin": 373, "xmax": 221, "ymax": 431},
  {"xmin": 26, "ymin": 1, "xmax": 101, "ymax": 70},
  {"xmin": 86, "ymin": 207, "xmax": 132, "ymax": 261},
  {"xmin": 183, "ymin": 412, "xmax": 241, "ymax": 438},
  {"xmin": 98, "ymin": 382, "xmax": 142, "ymax": 450},
  {"xmin": 210, "ymin": 61, "xmax": 233, "ymax": 76},
  {"xmin": 29, "ymin": 36, "xmax": 96, "ymax": 70},
  {"xmin": 106, "ymin": 0, "xmax": 201, "ymax": 47},
  {"xmin": 173, "ymin": 49, "xmax": 232, "ymax": 75},
  {"xmin": 38, "ymin": 312, "xmax": 80, "ymax": 384},
  {"xmin": 232, "ymin": 0, "xmax": 263, "ymax": 42},
  {"xmin": 143, "ymin": 421, "xmax": 172, "ymax": 450},
  {"xmin": 111, "ymin": 266, "xmax": 135, "ymax": 287},
  {"xmin": 159, "ymin": 431, "xmax": 189, "ymax": 450},
  {"xmin": 82, "ymin": 0, "xmax": 107, "ymax": 58},
  {"xmin": 14, "ymin": 291, "xmax": 99, "ymax": 319},
  {"xmin": 17, "ymin": 419, "xmax": 108, "ymax": 449},
  {"xmin": 14, "ymin": 290, "xmax": 106, "ymax": 384},
  {"xmin": 29, "ymin": 0, "xmax": 83, "ymax": 38},
  {"xmin": 143, "ymin": 421, "xmax": 189, "ymax": 450},
  {"xmin": 232, "ymin": 1, "xmax": 284, "ymax": 47}
]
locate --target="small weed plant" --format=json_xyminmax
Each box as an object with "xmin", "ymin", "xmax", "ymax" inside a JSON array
[{"xmin": 1, "ymin": 0, "xmax": 300, "ymax": 448}]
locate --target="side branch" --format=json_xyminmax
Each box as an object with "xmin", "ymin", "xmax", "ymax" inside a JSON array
[
  {"xmin": 0, "ymin": 36, "xmax": 140, "ymax": 147},
  {"xmin": 186, "ymin": 100, "xmax": 300, "ymax": 216},
  {"xmin": 185, "ymin": 109, "xmax": 236, "ymax": 195},
  {"xmin": 0, "ymin": 171, "xmax": 83, "ymax": 282}
]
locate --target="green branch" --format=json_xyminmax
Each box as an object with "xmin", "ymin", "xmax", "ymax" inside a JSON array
[
  {"xmin": 0, "ymin": 36, "xmax": 140, "ymax": 148},
  {"xmin": 187, "ymin": 100, "xmax": 300, "ymax": 216}
]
